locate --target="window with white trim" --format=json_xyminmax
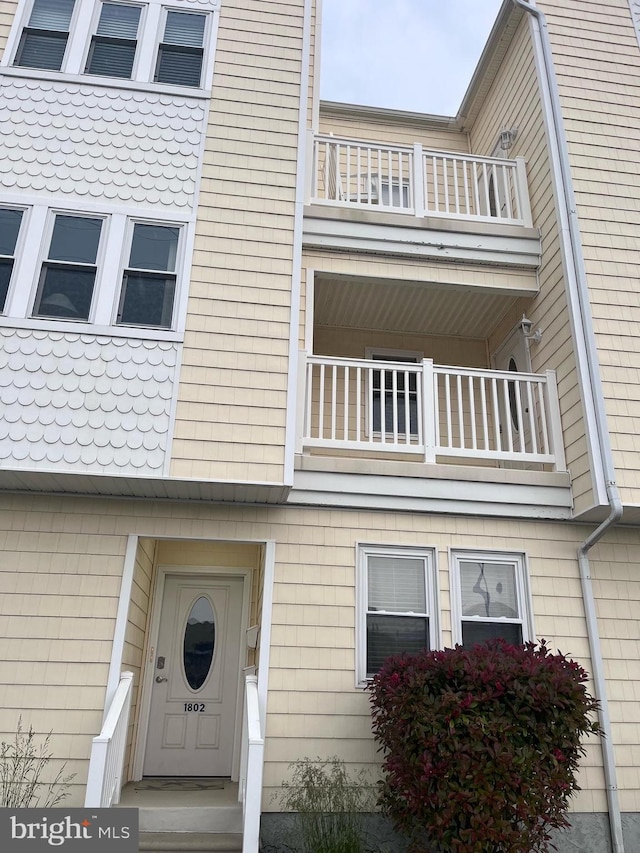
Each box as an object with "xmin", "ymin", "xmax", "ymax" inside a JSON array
[
  {"xmin": 116, "ymin": 222, "xmax": 180, "ymax": 328},
  {"xmin": 0, "ymin": 208, "xmax": 25, "ymax": 313},
  {"xmin": 451, "ymin": 550, "xmax": 533, "ymax": 647},
  {"xmin": 85, "ymin": 2, "xmax": 142, "ymax": 79},
  {"xmin": 6, "ymin": 208, "xmax": 185, "ymax": 330},
  {"xmin": 154, "ymin": 9, "xmax": 206, "ymax": 87},
  {"xmin": 8, "ymin": 0, "xmax": 217, "ymax": 89},
  {"xmin": 32, "ymin": 213, "xmax": 105, "ymax": 321},
  {"xmin": 14, "ymin": 0, "xmax": 76, "ymax": 71},
  {"xmin": 357, "ymin": 544, "xmax": 437, "ymax": 685}
]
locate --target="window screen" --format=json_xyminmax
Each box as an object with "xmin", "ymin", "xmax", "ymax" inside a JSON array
[
  {"xmin": 86, "ymin": 3, "xmax": 141, "ymax": 78},
  {"xmin": 117, "ymin": 223, "xmax": 179, "ymax": 328},
  {"xmin": 456, "ymin": 557, "xmax": 526, "ymax": 648},
  {"xmin": 155, "ymin": 11, "xmax": 206, "ymax": 87},
  {"xmin": 14, "ymin": 0, "xmax": 76, "ymax": 71},
  {"xmin": 365, "ymin": 553, "xmax": 430, "ymax": 678},
  {"xmin": 0, "ymin": 209, "xmax": 24, "ymax": 313},
  {"xmin": 32, "ymin": 214, "xmax": 102, "ymax": 320}
]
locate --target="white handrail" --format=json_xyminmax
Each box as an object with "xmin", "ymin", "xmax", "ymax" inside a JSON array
[
  {"xmin": 240, "ymin": 674, "xmax": 264, "ymax": 853},
  {"xmin": 311, "ymin": 135, "xmax": 532, "ymax": 226},
  {"xmin": 302, "ymin": 354, "xmax": 564, "ymax": 470},
  {"xmin": 85, "ymin": 671, "xmax": 134, "ymax": 808}
]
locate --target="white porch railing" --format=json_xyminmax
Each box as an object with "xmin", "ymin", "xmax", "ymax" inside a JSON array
[
  {"xmin": 85, "ymin": 671, "xmax": 134, "ymax": 808},
  {"xmin": 300, "ymin": 354, "xmax": 566, "ymax": 471},
  {"xmin": 239, "ymin": 673, "xmax": 264, "ymax": 853},
  {"xmin": 310, "ymin": 134, "xmax": 532, "ymax": 226}
]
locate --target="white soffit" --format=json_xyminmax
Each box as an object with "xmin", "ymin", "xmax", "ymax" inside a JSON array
[{"xmin": 313, "ymin": 276, "xmax": 522, "ymax": 339}]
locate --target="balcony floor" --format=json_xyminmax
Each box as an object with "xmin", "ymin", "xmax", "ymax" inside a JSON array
[{"xmin": 291, "ymin": 453, "xmax": 572, "ymax": 520}]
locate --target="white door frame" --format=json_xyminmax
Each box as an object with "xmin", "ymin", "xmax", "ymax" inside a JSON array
[{"xmin": 131, "ymin": 563, "xmax": 252, "ymax": 781}]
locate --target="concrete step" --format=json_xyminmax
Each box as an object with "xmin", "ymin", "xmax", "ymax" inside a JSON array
[
  {"xmin": 118, "ymin": 779, "xmax": 242, "ymax": 834},
  {"xmin": 139, "ymin": 831, "xmax": 242, "ymax": 852},
  {"xmin": 137, "ymin": 805, "xmax": 243, "ymax": 833}
]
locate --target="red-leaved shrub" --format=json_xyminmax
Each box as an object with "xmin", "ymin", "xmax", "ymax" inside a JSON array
[{"xmin": 369, "ymin": 640, "xmax": 600, "ymax": 853}]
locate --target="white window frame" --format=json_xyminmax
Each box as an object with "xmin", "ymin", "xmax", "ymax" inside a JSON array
[
  {"xmin": 0, "ymin": 201, "xmax": 192, "ymax": 337},
  {"xmin": 365, "ymin": 347, "xmax": 423, "ymax": 440},
  {"xmin": 82, "ymin": 0, "xmax": 146, "ymax": 81},
  {"xmin": 356, "ymin": 543, "xmax": 439, "ymax": 688},
  {"xmin": 0, "ymin": 205, "xmax": 29, "ymax": 314},
  {"xmin": 11, "ymin": 0, "xmax": 81, "ymax": 73},
  {"xmin": 3, "ymin": 0, "xmax": 220, "ymax": 94},
  {"xmin": 450, "ymin": 549, "xmax": 534, "ymax": 648},
  {"xmin": 114, "ymin": 216, "xmax": 184, "ymax": 329},
  {"xmin": 30, "ymin": 209, "xmax": 109, "ymax": 323},
  {"xmin": 153, "ymin": 6, "xmax": 210, "ymax": 89}
]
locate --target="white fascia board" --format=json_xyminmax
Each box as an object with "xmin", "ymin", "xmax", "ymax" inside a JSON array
[
  {"xmin": 303, "ymin": 216, "xmax": 541, "ymax": 272},
  {"xmin": 289, "ymin": 469, "xmax": 572, "ymax": 519}
]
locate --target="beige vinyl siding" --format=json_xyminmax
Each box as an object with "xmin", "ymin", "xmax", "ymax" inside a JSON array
[
  {"xmin": 5, "ymin": 494, "xmax": 640, "ymax": 810},
  {"xmin": 171, "ymin": 0, "xmax": 309, "ymax": 484},
  {"xmin": 468, "ymin": 14, "xmax": 594, "ymax": 511},
  {"xmin": 121, "ymin": 537, "xmax": 155, "ymax": 782},
  {"xmin": 314, "ymin": 326, "xmax": 487, "ymax": 367},
  {"xmin": 0, "ymin": 0, "xmax": 17, "ymax": 57},
  {"xmin": 319, "ymin": 105, "xmax": 470, "ymax": 155},
  {"xmin": 540, "ymin": 0, "xmax": 640, "ymax": 505},
  {"xmin": 0, "ymin": 497, "xmax": 128, "ymax": 805}
]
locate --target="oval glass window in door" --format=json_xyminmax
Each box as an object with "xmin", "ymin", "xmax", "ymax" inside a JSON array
[
  {"xmin": 507, "ymin": 356, "xmax": 520, "ymax": 431},
  {"xmin": 183, "ymin": 596, "xmax": 215, "ymax": 690}
]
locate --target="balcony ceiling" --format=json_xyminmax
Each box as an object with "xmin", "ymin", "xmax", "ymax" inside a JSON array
[{"xmin": 314, "ymin": 276, "xmax": 521, "ymax": 339}]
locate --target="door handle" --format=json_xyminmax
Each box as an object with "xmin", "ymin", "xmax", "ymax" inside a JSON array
[{"xmin": 155, "ymin": 676, "xmax": 168, "ymax": 683}]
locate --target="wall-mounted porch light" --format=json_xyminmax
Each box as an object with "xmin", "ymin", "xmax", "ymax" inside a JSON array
[
  {"xmin": 518, "ymin": 313, "xmax": 543, "ymax": 345},
  {"xmin": 499, "ymin": 127, "xmax": 518, "ymax": 151}
]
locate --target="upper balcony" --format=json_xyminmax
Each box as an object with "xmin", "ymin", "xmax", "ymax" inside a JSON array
[
  {"xmin": 293, "ymin": 352, "xmax": 572, "ymax": 520},
  {"xmin": 303, "ymin": 134, "xmax": 540, "ymax": 269}
]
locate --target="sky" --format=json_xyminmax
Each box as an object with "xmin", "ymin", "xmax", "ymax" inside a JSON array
[{"xmin": 320, "ymin": 0, "xmax": 505, "ymax": 116}]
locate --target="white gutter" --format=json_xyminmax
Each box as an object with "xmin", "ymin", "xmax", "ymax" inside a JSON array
[
  {"xmin": 283, "ymin": 0, "xmax": 313, "ymax": 487},
  {"xmin": 511, "ymin": 2, "xmax": 624, "ymax": 850}
]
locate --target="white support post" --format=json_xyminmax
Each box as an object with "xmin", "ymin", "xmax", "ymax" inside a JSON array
[
  {"xmin": 515, "ymin": 157, "xmax": 533, "ymax": 226},
  {"xmin": 544, "ymin": 370, "xmax": 566, "ymax": 471},
  {"xmin": 422, "ymin": 359, "xmax": 436, "ymax": 463},
  {"xmin": 296, "ymin": 350, "xmax": 308, "ymax": 454},
  {"xmin": 413, "ymin": 143, "xmax": 425, "ymax": 218},
  {"xmin": 305, "ymin": 130, "xmax": 316, "ymax": 203}
]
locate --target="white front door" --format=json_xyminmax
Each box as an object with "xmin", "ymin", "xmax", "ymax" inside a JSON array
[
  {"xmin": 492, "ymin": 329, "xmax": 534, "ymax": 465},
  {"xmin": 143, "ymin": 575, "xmax": 243, "ymax": 777}
]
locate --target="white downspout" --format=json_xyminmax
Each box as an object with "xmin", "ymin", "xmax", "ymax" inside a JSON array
[{"xmin": 510, "ymin": 2, "xmax": 624, "ymax": 851}]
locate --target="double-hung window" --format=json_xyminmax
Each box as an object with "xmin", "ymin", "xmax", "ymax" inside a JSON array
[
  {"xmin": 117, "ymin": 222, "xmax": 179, "ymax": 328},
  {"xmin": 32, "ymin": 214, "xmax": 104, "ymax": 321},
  {"xmin": 357, "ymin": 545, "xmax": 437, "ymax": 685},
  {"xmin": 85, "ymin": 2, "xmax": 142, "ymax": 79},
  {"xmin": 155, "ymin": 10, "xmax": 206, "ymax": 87},
  {"xmin": 14, "ymin": 0, "xmax": 76, "ymax": 71},
  {"xmin": 451, "ymin": 550, "xmax": 532, "ymax": 647},
  {"xmin": 0, "ymin": 209, "xmax": 25, "ymax": 313}
]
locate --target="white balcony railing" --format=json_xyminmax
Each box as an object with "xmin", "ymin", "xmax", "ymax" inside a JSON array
[
  {"xmin": 239, "ymin": 673, "xmax": 264, "ymax": 853},
  {"xmin": 299, "ymin": 354, "xmax": 565, "ymax": 470},
  {"xmin": 85, "ymin": 671, "xmax": 134, "ymax": 808},
  {"xmin": 309, "ymin": 134, "xmax": 533, "ymax": 226}
]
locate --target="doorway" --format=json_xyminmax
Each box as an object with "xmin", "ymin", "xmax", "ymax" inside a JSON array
[{"xmin": 142, "ymin": 573, "xmax": 244, "ymax": 777}]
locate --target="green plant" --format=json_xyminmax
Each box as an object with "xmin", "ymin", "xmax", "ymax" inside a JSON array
[
  {"xmin": 278, "ymin": 757, "xmax": 374, "ymax": 853},
  {"xmin": 369, "ymin": 639, "xmax": 600, "ymax": 853},
  {"xmin": 0, "ymin": 718, "xmax": 76, "ymax": 808}
]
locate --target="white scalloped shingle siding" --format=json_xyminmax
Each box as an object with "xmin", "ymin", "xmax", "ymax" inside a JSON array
[
  {"xmin": 0, "ymin": 78, "xmax": 205, "ymax": 208},
  {"xmin": 0, "ymin": 329, "xmax": 178, "ymax": 473}
]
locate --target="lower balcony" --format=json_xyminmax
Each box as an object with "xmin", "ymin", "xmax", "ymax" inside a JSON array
[{"xmin": 297, "ymin": 354, "xmax": 566, "ymax": 472}]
